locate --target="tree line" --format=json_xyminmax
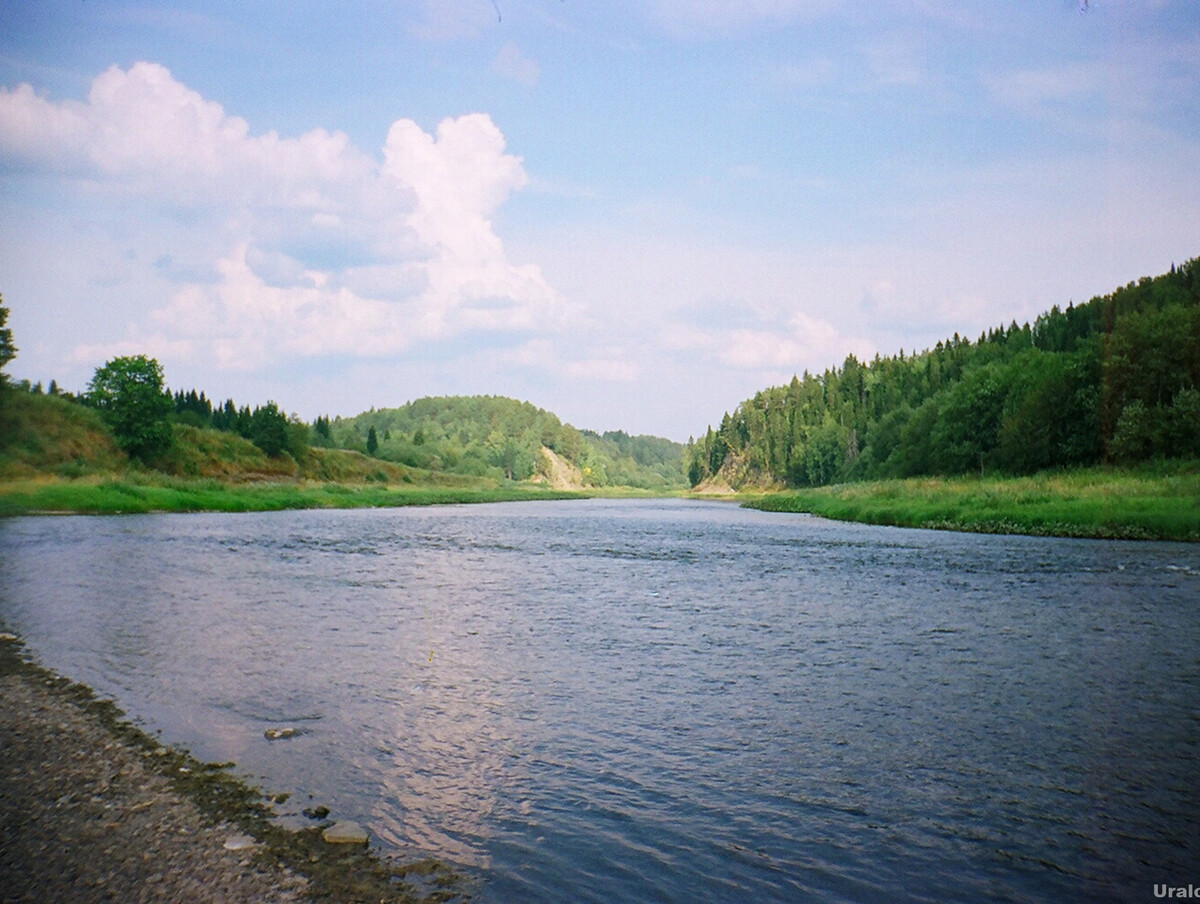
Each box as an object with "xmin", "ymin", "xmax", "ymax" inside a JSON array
[{"xmin": 686, "ymin": 257, "xmax": 1200, "ymax": 488}]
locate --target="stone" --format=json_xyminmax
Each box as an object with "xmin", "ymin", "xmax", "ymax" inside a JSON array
[
  {"xmin": 322, "ymin": 820, "xmax": 368, "ymax": 844},
  {"xmin": 264, "ymin": 728, "xmax": 297, "ymax": 740},
  {"xmin": 223, "ymin": 834, "xmax": 259, "ymax": 851}
]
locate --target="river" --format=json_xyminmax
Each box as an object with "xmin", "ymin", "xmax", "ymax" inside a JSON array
[{"xmin": 1, "ymin": 499, "xmax": 1197, "ymax": 902}]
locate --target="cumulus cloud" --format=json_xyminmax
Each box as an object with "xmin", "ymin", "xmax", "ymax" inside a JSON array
[
  {"xmin": 0, "ymin": 62, "xmax": 563, "ymax": 368},
  {"xmin": 0, "ymin": 62, "xmax": 374, "ymax": 208}
]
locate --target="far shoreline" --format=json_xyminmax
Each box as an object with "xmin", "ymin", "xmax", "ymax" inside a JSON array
[{"xmin": 2, "ymin": 464, "xmax": 1198, "ymax": 542}]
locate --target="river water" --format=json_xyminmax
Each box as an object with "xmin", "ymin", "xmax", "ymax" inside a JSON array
[{"xmin": 1, "ymin": 499, "xmax": 1197, "ymax": 902}]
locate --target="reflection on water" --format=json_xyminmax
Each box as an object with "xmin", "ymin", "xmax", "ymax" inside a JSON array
[{"xmin": 2, "ymin": 500, "xmax": 1199, "ymax": 903}]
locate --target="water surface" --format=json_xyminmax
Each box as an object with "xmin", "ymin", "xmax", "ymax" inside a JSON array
[{"xmin": 2, "ymin": 499, "xmax": 1197, "ymax": 902}]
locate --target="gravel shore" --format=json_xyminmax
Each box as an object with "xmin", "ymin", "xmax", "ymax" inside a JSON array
[
  {"xmin": 0, "ymin": 635, "xmax": 464, "ymax": 904},
  {"xmin": 0, "ymin": 648, "xmax": 309, "ymax": 903}
]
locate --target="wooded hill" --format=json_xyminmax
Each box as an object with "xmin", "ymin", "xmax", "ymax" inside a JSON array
[
  {"xmin": 1, "ymin": 382, "xmax": 684, "ymax": 491},
  {"xmin": 326, "ymin": 396, "xmax": 686, "ymax": 490},
  {"xmin": 687, "ymin": 258, "xmax": 1200, "ymax": 489}
]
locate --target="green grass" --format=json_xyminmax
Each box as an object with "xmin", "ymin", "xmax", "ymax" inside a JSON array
[
  {"xmin": 0, "ymin": 475, "xmax": 585, "ymax": 517},
  {"xmin": 742, "ymin": 463, "xmax": 1200, "ymax": 541}
]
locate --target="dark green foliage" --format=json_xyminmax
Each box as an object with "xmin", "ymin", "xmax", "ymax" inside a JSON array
[
  {"xmin": 0, "ymin": 298, "xmax": 15, "ymax": 386},
  {"xmin": 366, "ymin": 425, "xmax": 378, "ymax": 456},
  {"xmin": 173, "ymin": 388, "xmax": 213, "ymax": 425},
  {"xmin": 688, "ymin": 257, "xmax": 1200, "ymax": 488},
  {"xmin": 87, "ymin": 356, "xmax": 175, "ymax": 464},
  {"xmin": 0, "ymin": 298, "xmax": 16, "ymax": 440},
  {"xmin": 247, "ymin": 402, "xmax": 291, "ymax": 458}
]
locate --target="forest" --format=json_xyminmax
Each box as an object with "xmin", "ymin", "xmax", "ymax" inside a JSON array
[{"xmin": 686, "ymin": 258, "xmax": 1200, "ymax": 489}]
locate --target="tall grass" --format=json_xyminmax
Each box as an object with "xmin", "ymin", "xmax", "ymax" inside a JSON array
[
  {"xmin": 0, "ymin": 392, "xmax": 125, "ymax": 479},
  {"xmin": 743, "ymin": 463, "xmax": 1200, "ymax": 541}
]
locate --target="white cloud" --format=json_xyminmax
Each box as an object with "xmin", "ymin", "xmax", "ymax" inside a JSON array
[
  {"xmin": 0, "ymin": 62, "xmax": 375, "ymax": 208},
  {"xmin": 493, "ymin": 42, "xmax": 540, "ymax": 87},
  {"xmin": 0, "ymin": 63, "xmax": 563, "ymax": 369},
  {"xmin": 382, "ymin": 113, "xmax": 564, "ymax": 338}
]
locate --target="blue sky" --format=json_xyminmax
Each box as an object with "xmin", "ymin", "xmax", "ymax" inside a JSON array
[{"xmin": 2, "ymin": 0, "xmax": 1198, "ymax": 440}]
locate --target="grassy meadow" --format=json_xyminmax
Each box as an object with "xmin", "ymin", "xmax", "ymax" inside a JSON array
[{"xmin": 742, "ymin": 463, "xmax": 1200, "ymax": 541}]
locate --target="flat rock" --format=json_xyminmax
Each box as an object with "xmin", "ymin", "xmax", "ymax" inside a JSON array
[
  {"xmin": 322, "ymin": 820, "xmax": 368, "ymax": 844},
  {"xmin": 222, "ymin": 834, "xmax": 259, "ymax": 851}
]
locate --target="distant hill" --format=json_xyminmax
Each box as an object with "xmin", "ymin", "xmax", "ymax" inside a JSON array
[
  {"xmin": 332, "ymin": 396, "xmax": 686, "ymax": 490},
  {"xmin": 688, "ymin": 257, "xmax": 1200, "ymax": 490}
]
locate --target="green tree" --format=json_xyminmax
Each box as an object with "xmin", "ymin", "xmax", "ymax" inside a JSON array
[
  {"xmin": 88, "ymin": 355, "xmax": 175, "ymax": 463},
  {"xmin": 312, "ymin": 415, "xmax": 332, "ymax": 446},
  {"xmin": 0, "ymin": 297, "xmax": 16, "ymax": 439},
  {"xmin": 248, "ymin": 402, "xmax": 290, "ymax": 457},
  {"xmin": 0, "ymin": 297, "xmax": 15, "ymax": 385},
  {"xmin": 366, "ymin": 425, "xmax": 379, "ymax": 456}
]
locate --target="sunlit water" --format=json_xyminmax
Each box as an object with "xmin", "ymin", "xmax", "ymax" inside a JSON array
[{"xmin": 2, "ymin": 499, "xmax": 1198, "ymax": 902}]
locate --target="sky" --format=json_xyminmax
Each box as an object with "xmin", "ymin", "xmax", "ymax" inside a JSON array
[{"xmin": 1, "ymin": 1, "xmax": 1198, "ymax": 441}]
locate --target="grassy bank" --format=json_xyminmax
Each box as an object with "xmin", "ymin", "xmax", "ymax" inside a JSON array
[
  {"xmin": 0, "ymin": 475, "xmax": 584, "ymax": 517},
  {"xmin": 742, "ymin": 464, "xmax": 1200, "ymax": 541}
]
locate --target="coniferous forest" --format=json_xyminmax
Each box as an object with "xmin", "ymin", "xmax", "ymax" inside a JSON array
[{"xmin": 686, "ymin": 258, "xmax": 1200, "ymax": 489}]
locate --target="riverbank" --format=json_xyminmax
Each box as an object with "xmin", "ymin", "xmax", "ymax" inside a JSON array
[
  {"xmin": 741, "ymin": 464, "xmax": 1200, "ymax": 541},
  {"xmin": 0, "ymin": 633, "xmax": 465, "ymax": 903},
  {"xmin": 0, "ymin": 474, "xmax": 583, "ymax": 516}
]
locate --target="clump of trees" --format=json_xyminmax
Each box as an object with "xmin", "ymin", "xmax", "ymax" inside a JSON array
[
  {"xmin": 171, "ymin": 388, "xmax": 307, "ymax": 460},
  {"xmin": 687, "ymin": 257, "xmax": 1200, "ymax": 488}
]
